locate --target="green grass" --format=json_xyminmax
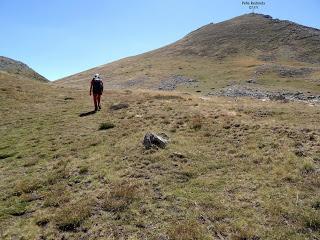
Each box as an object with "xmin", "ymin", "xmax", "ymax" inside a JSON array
[{"xmin": 0, "ymin": 72, "xmax": 319, "ymax": 239}]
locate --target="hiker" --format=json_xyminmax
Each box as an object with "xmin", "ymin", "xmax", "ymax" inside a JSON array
[{"xmin": 89, "ymin": 73, "xmax": 104, "ymax": 111}]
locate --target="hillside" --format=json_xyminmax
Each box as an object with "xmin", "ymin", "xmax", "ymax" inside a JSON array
[
  {"xmin": 151, "ymin": 13, "xmax": 320, "ymax": 62},
  {"xmin": 0, "ymin": 56, "xmax": 48, "ymax": 82},
  {"xmin": 1, "ymin": 68, "xmax": 320, "ymax": 238},
  {"xmin": 1, "ymin": 13, "xmax": 320, "ymax": 240},
  {"xmin": 55, "ymin": 14, "xmax": 320, "ymax": 96}
]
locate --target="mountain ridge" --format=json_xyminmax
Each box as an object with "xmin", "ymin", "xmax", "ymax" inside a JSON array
[
  {"xmin": 55, "ymin": 13, "xmax": 320, "ymax": 95},
  {"xmin": 0, "ymin": 56, "xmax": 48, "ymax": 82},
  {"xmin": 148, "ymin": 13, "xmax": 320, "ymax": 61}
]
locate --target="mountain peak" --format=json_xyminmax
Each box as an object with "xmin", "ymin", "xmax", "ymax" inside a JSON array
[
  {"xmin": 0, "ymin": 56, "xmax": 48, "ymax": 82},
  {"xmin": 153, "ymin": 14, "xmax": 320, "ymax": 63}
]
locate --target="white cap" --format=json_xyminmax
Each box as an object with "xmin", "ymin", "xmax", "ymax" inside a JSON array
[{"xmin": 94, "ymin": 73, "xmax": 100, "ymax": 78}]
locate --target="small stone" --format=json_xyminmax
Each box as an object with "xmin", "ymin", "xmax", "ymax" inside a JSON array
[{"xmin": 247, "ymin": 79, "xmax": 256, "ymax": 83}]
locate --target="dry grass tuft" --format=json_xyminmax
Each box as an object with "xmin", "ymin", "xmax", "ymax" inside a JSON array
[
  {"xmin": 54, "ymin": 198, "xmax": 93, "ymax": 231},
  {"xmin": 46, "ymin": 161, "xmax": 69, "ymax": 185},
  {"xmin": 15, "ymin": 178, "xmax": 43, "ymax": 195},
  {"xmin": 43, "ymin": 184, "xmax": 70, "ymax": 207},
  {"xmin": 167, "ymin": 219, "xmax": 206, "ymax": 240},
  {"xmin": 190, "ymin": 115, "xmax": 202, "ymax": 130},
  {"xmin": 300, "ymin": 159, "xmax": 316, "ymax": 174},
  {"xmin": 100, "ymin": 181, "xmax": 140, "ymax": 212}
]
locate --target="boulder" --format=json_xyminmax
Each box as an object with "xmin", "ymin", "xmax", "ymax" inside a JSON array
[{"xmin": 143, "ymin": 132, "xmax": 168, "ymax": 149}]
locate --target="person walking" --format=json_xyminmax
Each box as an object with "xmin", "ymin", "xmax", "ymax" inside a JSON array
[{"xmin": 89, "ymin": 73, "xmax": 103, "ymax": 111}]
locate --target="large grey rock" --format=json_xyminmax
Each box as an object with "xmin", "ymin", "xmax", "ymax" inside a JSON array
[{"xmin": 143, "ymin": 132, "xmax": 168, "ymax": 149}]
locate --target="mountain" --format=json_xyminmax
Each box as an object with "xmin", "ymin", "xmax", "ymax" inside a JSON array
[
  {"xmin": 0, "ymin": 56, "xmax": 48, "ymax": 82},
  {"xmin": 0, "ymin": 56, "xmax": 49, "ymax": 110},
  {"xmin": 1, "ymin": 14, "xmax": 320, "ymax": 240},
  {"xmin": 55, "ymin": 13, "xmax": 320, "ymax": 94},
  {"xmin": 150, "ymin": 13, "xmax": 320, "ymax": 62}
]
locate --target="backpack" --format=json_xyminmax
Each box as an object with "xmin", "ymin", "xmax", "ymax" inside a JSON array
[{"xmin": 92, "ymin": 78, "xmax": 103, "ymax": 93}]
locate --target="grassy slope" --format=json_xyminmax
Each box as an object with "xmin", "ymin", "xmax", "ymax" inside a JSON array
[
  {"xmin": 55, "ymin": 54, "xmax": 320, "ymax": 95},
  {"xmin": 1, "ymin": 72, "xmax": 320, "ymax": 239},
  {"xmin": 55, "ymin": 14, "xmax": 320, "ymax": 95},
  {"xmin": 0, "ymin": 56, "xmax": 48, "ymax": 82}
]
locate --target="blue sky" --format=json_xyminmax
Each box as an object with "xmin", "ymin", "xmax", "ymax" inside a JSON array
[{"xmin": 1, "ymin": 0, "xmax": 319, "ymax": 80}]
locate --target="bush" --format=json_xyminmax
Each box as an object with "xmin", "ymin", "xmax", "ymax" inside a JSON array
[{"xmin": 99, "ymin": 122, "xmax": 115, "ymax": 130}]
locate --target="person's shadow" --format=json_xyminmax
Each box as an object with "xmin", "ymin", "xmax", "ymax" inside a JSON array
[{"xmin": 79, "ymin": 110, "xmax": 96, "ymax": 117}]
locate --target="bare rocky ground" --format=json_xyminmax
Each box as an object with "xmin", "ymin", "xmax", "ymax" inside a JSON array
[
  {"xmin": 106, "ymin": 75, "xmax": 198, "ymax": 91},
  {"xmin": 208, "ymin": 85, "xmax": 320, "ymax": 104},
  {"xmin": 157, "ymin": 75, "xmax": 198, "ymax": 91},
  {"xmin": 204, "ymin": 63, "xmax": 320, "ymax": 104},
  {"xmin": 254, "ymin": 64, "xmax": 315, "ymax": 78}
]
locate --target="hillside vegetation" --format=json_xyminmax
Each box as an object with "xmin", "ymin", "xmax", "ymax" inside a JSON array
[
  {"xmin": 56, "ymin": 14, "xmax": 320, "ymax": 96},
  {"xmin": 1, "ymin": 71, "xmax": 319, "ymax": 239}
]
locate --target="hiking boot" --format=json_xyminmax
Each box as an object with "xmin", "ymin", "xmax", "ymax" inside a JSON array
[
  {"xmin": 98, "ymin": 105, "xmax": 101, "ymax": 110},
  {"xmin": 95, "ymin": 107, "xmax": 98, "ymax": 112}
]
